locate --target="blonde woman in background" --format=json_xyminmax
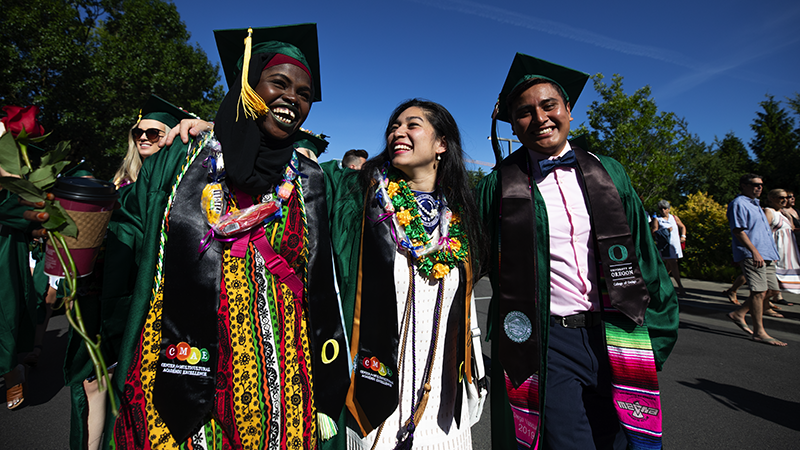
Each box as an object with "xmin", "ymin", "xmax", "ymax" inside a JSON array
[{"xmin": 113, "ymin": 95, "xmax": 193, "ymax": 188}]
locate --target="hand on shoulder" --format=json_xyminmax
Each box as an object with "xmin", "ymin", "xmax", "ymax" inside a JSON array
[{"xmin": 162, "ymin": 119, "xmax": 213, "ymax": 147}]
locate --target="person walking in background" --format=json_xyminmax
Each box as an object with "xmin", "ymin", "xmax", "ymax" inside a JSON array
[
  {"xmin": 725, "ymin": 174, "xmax": 787, "ymax": 346},
  {"xmin": 764, "ymin": 189, "xmax": 800, "ymax": 306},
  {"xmin": 722, "ymin": 274, "xmax": 746, "ymax": 305},
  {"xmin": 653, "ymin": 199, "xmax": 687, "ymax": 296},
  {"xmin": 320, "ymin": 149, "xmax": 369, "ymax": 205},
  {"xmin": 783, "ymin": 190, "xmax": 800, "ymax": 245},
  {"xmin": 342, "ymin": 148, "xmax": 368, "ymax": 170}
]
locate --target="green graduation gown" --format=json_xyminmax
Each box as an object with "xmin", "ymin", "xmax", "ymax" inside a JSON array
[
  {"xmin": 63, "ymin": 139, "xmax": 187, "ymax": 449},
  {"xmin": 475, "ymin": 151, "xmax": 679, "ymax": 449},
  {"xmin": 0, "ymin": 191, "xmax": 37, "ymax": 375}
]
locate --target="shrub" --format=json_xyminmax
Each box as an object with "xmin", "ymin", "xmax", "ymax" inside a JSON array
[{"xmin": 671, "ymin": 192, "xmax": 740, "ymax": 282}]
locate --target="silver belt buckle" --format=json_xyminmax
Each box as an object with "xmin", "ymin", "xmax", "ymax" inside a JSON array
[{"xmin": 559, "ymin": 315, "xmax": 570, "ymax": 328}]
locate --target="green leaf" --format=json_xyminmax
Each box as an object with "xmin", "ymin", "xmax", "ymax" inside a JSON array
[
  {"xmin": 43, "ymin": 200, "xmax": 78, "ymax": 238},
  {"xmin": 40, "ymin": 204, "xmax": 66, "ymax": 230},
  {"xmin": 0, "ymin": 176, "xmax": 46, "ymax": 202},
  {"xmin": 28, "ymin": 161, "xmax": 71, "ymax": 190},
  {"xmin": 50, "ymin": 160, "xmax": 71, "ymax": 180},
  {"xmin": 40, "ymin": 141, "xmax": 72, "ymax": 167},
  {"xmin": 28, "ymin": 131, "xmax": 52, "ymax": 143},
  {"xmin": 20, "ymin": 166, "xmax": 31, "ymax": 176},
  {"xmin": 0, "ymin": 133, "xmax": 22, "ymax": 176},
  {"xmin": 15, "ymin": 127, "xmax": 29, "ymax": 141}
]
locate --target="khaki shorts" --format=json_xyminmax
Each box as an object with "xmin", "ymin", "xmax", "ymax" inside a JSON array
[{"xmin": 740, "ymin": 258, "xmax": 779, "ymax": 292}]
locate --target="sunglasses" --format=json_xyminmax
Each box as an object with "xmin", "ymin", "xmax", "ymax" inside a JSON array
[
  {"xmin": 778, "ymin": 196, "xmax": 788, "ymax": 200},
  {"xmin": 748, "ymin": 182, "xmax": 763, "ymax": 187},
  {"xmin": 132, "ymin": 127, "xmax": 165, "ymax": 143}
]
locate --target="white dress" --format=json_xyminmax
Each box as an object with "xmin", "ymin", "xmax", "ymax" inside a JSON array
[
  {"xmin": 656, "ymin": 214, "xmax": 683, "ymax": 259},
  {"xmin": 347, "ymin": 241, "xmax": 474, "ymax": 450},
  {"xmin": 767, "ymin": 207, "xmax": 800, "ymax": 293}
]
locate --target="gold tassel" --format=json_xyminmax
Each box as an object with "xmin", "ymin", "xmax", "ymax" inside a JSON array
[
  {"xmin": 237, "ymin": 27, "xmax": 269, "ymax": 121},
  {"xmin": 411, "ymin": 383, "xmax": 432, "ymax": 426}
]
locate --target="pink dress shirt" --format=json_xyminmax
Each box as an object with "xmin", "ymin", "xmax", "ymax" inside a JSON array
[{"xmin": 529, "ymin": 143, "xmax": 601, "ymax": 316}]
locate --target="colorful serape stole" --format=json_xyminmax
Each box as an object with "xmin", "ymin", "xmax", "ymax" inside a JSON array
[
  {"xmin": 503, "ymin": 285, "xmax": 663, "ymax": 450},
  {"xmin": 599, "ymin": 279, "xmax": 663, "ymax": 450},
  {"xmin": 504, "ymin": 372, "xmax": 540, "ymax": 448},
  {"xmin": 112, "ymin": 183, "xmax": 317, "ymax": 450}
]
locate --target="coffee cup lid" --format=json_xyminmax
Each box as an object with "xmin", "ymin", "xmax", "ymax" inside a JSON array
[{"xmin": 52, "ymin": 177, "xmax": 119, "ymax": 202}]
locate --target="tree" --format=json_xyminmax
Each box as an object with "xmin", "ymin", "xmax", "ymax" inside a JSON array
[
  {"xmin": 750, "ymin": 95, "xmax": 800, "ymax": 192},
  {"xmin": 1, "ymin": 0, "xmax": 224, "ymax": 178},
  {"xmin": 676, "ymin": 132, "xmax": 753, "ymax": 206},
  {"xmin": 467, "ymin": 167, "xmax": 486, "ymax": 190},
  {"xmin": 787, "ymin": 92, "xmax": 800, "ymax": 119},
  {"xmin": 573, "ymin": 74, "xmax": 700, "ymax": 210}
]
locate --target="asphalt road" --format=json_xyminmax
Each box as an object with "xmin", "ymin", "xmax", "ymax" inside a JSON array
[{"xmin": 2, "ymin": 278, "xmax": 799, "ymax": 449}]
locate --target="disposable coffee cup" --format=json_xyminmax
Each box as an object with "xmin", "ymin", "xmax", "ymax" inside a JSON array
[{"xmin": 44, "ymin": 177, "xmax": 119, "ymax": 278}]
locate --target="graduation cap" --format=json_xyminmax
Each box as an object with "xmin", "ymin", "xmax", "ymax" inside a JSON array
[
  {"xmin": 214, "ymin": 24, "xmax": 321, "ymax": 103},
  {"xmin": 496, "ymin": 53, "xmax": 590, "ymax": 123},
  {"xmin": 293, "ymin": 129, "xmax": 329, "ymax": 157},
  {"xmin": 63, "ymin": 160, "xmax": 94, "ymax": 178},
  {"xmin": 138, "ymin": 95, "xmax": 196, "ymax": 129}
]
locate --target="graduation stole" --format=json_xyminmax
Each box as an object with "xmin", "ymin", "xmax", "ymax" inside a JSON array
[
  {"xmin": 151, "ymin": 142, "xmax": 349, "ymax": 443},
  {"xmin": 497, "ymin": 146, "xmax": 660, "ymax": 449},
  {"xmin": 345, "ymin": 183, "xmax": 471, "ymax": 437}
]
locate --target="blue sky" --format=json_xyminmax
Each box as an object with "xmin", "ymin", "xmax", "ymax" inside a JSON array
[{"xmin": 173, "ymin": 0, "xmax": 800, "ymax": 169}]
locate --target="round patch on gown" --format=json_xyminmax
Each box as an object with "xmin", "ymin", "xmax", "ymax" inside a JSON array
[{"xmin": 504, "ymin": 311, "xmax": 532, "ymax": 343}]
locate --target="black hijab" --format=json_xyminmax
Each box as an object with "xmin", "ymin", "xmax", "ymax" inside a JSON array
[{"xmin": 214, "ymin": 52, "xmax": 296, "ymax": 195}]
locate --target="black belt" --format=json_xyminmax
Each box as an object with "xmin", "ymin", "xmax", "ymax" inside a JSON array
[{"xmin": 553, "ymin": 311, "xmax": 602, "ymax": 328}]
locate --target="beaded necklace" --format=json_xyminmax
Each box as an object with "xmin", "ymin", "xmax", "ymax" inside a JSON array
[{"xmin": 375, "ymin": 168, "xmax": 469, "ymax": 279}]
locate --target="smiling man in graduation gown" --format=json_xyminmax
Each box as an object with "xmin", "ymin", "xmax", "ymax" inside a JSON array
[{"xmin": 476, "ymin": 54, "xmax": 679, "ymax": 450}]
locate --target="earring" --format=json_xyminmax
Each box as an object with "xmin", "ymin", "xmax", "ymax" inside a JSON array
[{"xmin": 436, "ymin": 154, "xmax": 442, "ymax": 161}]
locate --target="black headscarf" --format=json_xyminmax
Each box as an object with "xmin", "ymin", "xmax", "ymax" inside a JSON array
[{"xmin": 214, "ymin": 52, "xmax": 295, "ymax": 195}]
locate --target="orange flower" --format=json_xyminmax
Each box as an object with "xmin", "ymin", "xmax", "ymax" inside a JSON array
[
  {"xmin": 396, "ymin": 208, "xmax": 412, "ymax": 226},
  {"xmin": 433, "ymin": 263, "xmax": 450, "ymax": 279},
  {"xmin": 449, "ymin": 237, "xmax": 461, "ymax": 252},
  {"xmin": 450, "ymin": 213, "xmax": 461, "ymax": 225},
  {"xmin": 387, "ymin": 182, "xmax": 399, "ymax": 197}
]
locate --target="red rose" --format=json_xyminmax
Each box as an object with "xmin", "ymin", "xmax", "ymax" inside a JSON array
[{"xmin": 1, "ymin": 105, "xmax": 45, "ymax": 138}]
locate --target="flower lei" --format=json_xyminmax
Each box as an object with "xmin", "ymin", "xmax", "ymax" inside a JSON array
[{"xmin": 377, "ymin": 171, "xmax": 469, "ymax": 279}]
